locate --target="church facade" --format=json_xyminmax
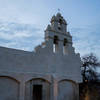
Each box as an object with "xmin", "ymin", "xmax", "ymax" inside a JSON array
[{"xmin": 0, "ymin": 13, "xmax": 82, "ymax": 100}]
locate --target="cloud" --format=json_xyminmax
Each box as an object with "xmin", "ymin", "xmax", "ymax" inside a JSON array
[
  {"xmin": 0, "ymin": 21, "xmax": 100, "ymax": 59},
  {"xmin": 0, "ymin": 21, "xmax": 43, "ymax": 51},
  {"xmin": 71, "ymin": 25, "xmax": 100, "ymax": 58}
]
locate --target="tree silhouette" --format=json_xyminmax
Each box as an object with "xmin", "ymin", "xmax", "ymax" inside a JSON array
[{"xmin": 81, "ymin": 53, "xmax": 100, "ymax": 83}]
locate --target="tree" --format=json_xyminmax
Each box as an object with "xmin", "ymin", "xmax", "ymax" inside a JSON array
[{"xmin": 81, "ymin": 53, "xmax": 100, "ymax": 83}]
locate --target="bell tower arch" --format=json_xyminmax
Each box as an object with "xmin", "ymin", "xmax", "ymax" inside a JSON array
[{"xmin": 45, "ymin": 13, "xmax": 73, "ymax": 55}]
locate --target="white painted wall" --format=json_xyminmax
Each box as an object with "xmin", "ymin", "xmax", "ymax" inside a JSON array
[{"xmin": 0, "ymin": 13, "xmax": 82, "ymax": 100}]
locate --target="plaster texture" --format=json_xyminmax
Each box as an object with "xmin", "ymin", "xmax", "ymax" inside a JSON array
[{"xmin": 0, "ymin": 13, "xmax": 82, "ymax": 100}]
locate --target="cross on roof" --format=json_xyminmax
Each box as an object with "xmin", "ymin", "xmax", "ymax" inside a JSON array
[{"xmin": 58, "ymin": 8, "xmax": 61, "ymax": 12}]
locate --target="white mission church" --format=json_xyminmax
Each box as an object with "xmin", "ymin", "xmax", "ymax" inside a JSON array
[{"xmin": 0, "ymin": 13, "xmax": 82, "ymax": 100}]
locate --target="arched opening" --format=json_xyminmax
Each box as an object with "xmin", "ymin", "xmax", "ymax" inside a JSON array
[
  {"xmin": 25, "ymin": 78, "xmax": 51, "ymax": 100},
  {"xmin": 58, "ymin": 80, "xmax": 77, "ymax": 100},
  {"xmin": 63, "ymin": 38, "xmax": 68, "ymax": 54},
  {"xmin": 53, "ymin": 35, "xmax": 59, "ymax": 53},
  {"xmin": 0, "ymin": 76, "xmax": 19, "ymax": 100},
  {"xmin": 58, "ymin": 19, "xmax": 62, "ymax": 30}
]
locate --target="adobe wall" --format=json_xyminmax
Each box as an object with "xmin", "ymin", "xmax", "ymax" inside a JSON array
[
  {"xmin": 0, "ymin": 71, "xmax": 79, "ymax": 100},
  {"xmin": 0, "ymin": 13, "xmax": 82, "ymax": 100}
]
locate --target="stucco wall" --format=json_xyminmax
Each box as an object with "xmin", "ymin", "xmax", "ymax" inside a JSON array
[
  {"xmin": 0, "ymin": 13, "xmax": 82, "ymax": 100},
  {"xmin": 0, "ymin": 76, "xmax": 19, "ymax": 100},
  {"xmin": 25, "ymin": 78, "xmax": 51, "ymax": 100},
  {"xmin": 0, "ymin": 45, "xmax": 82, "ymax": 83},
  {"xmin": 0, "ymin": 72, "xmax": 79, "ymax": 100},
  {"xmin": 58, "ymin": 80, "xmax": 78, "ymax": 100},
  {"xmin": 0, "ymin": 43, "xmax": 81, "ymax": 100}
]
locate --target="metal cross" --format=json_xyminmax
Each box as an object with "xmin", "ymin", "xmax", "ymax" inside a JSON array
[{"xmin": 58, "ymin": 8, "xmax": 60, "ymax": 12}]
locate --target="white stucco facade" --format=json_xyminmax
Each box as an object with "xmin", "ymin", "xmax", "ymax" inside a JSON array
[{"xmin": 0, "ymin": 13, "xmax": 82, "ymax": 100}]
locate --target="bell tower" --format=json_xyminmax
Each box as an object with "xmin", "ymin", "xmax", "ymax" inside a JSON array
[{"xmin": 45, "ymin": 13, "xmax": 73, "ymax": 55}]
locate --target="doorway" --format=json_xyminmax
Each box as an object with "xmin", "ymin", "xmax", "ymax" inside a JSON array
[{"xmin": 33, "ymin": 85, "xmax": 42, "ymax": 100}]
